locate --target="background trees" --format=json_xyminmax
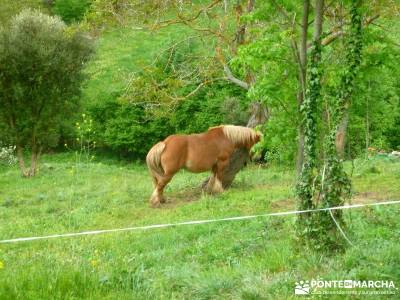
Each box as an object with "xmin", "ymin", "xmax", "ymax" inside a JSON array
[
  {"xmin": 54, "ymin": 0, "xmax": 398, "ymax": 165},
  {"xmin": 0, "ymin": 1, "xmax": 398, "ymax": 177},
  {"xmin": 0, "ymin": 9, "xmax": 93, "ymax": 176}
]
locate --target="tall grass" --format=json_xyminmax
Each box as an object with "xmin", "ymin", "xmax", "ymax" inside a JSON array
[{"xmin": 0, "ymin": 154, "xmax": 399, "ymax": 299}]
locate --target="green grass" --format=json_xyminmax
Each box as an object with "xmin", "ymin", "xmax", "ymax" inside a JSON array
[{"xmin": 0, "ymin": 153, "xmax": 399, "ymax": 299}]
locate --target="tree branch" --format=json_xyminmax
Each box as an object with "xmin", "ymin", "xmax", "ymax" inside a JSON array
[
  {"xmin": 167, "ymin": 77, "xmax": 225, "ymax": 101},
  {"xmin": 223, "ymin": 64, "xmax": 249, "ymax": 90},
  {"xmin": 318, "ymin": 14, "xmax": 379, "ymax": 47},
  {"xmin": 151, "ymin": 0, "xmax": 222, "ymax": 30},
  {"xmin": 270, "ymin": 0, "xmax": 302, "ymax": 27}
]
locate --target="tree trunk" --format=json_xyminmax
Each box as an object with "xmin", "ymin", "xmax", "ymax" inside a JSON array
[
  {"xmin": 295, "ymin": 0, "xmax": 310, "ymax": 174},
  {"xmin": 299, "ymin": 0, "xmax": 309, "ymax": 86},
  {"xmin": 15, "ymin": 143, "xmax": 42, "ymax": 177},
  {"xmin": 365, "ymin": 84, "xmax": 370, "ymax": 159},
  {"xmin": 296, "ymin": 124, "xmax": 305, "ymax": 173},
  {"xmin": 335, "ymin": 109, "xmax": 349, "ymax": 158},
  {"xmin": 28, "ymin": 146, "xmax": 42, "ymax": 176},
  {"xmin": 16, "ymin": 145, "xmax": 29, "ymax": 177},
  {"xmin": 233, "ymin": 0, "xmax": 255, "ymax": 54},
  {"xmin": 313, "ymin": 0, "xmax": 324, "ymax": 41},
  {"xmin": 246, "ymin": 101, "xmax": 269, "ymax": 128},
  {"xmin": 202, "ymin": 101, "xmax": 268, "ymax": 190},
  {"xmin": 297, "ymin": 0, "xmax": 324, "ymax": 217}
]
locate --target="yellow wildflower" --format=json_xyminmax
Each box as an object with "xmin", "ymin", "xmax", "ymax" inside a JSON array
[{"xmin": 90, "ymin": 259, "xmax": 98, "ymax": 267}]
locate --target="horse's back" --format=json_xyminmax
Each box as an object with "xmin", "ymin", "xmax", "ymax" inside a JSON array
[
  {"xmin": 185, "ymin": 132, "xmax": 233, "ymax": 172},
  {"xmin": 160, "ymin": 130, "xmax": 235, "ymax": 173}
]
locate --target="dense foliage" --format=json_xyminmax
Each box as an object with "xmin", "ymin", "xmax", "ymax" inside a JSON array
[
  {"xmin": 53, "ymin": 0, "xmax": 92, "ymax": 23},
  {"xmin": 87, "ymin": 80, "xmax": 248, "ymax": 158},
  {"xmin": 233, "ymin": 1, "xmax": 399, "ymax": 164},
  {"xmin": 84, "ymin": 37, "xmax": 248, "ymax": 158},
  {"xmin": 1, "ymin": 1, "xmax": 399, "ymax": 164},
  {"xmin": 0, "ymin": 9, "xmax": 93, "ymax": 176}
]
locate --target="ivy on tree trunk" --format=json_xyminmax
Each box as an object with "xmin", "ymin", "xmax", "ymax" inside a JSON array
[
  {"xmin": 296, "ymin": 0, "xmax": 363, "ymax": 251},
  {"xmin": 296, "ymin": 0, "xmax": 324, "ymax": 230},
  {"xmin": 318, "ymin": 0, "xmax": 363, "ymax": 247}
]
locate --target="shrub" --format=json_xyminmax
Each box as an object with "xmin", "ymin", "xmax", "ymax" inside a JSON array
[
  {"xmin": 0, "ymin": 144, "xmax": 17, "ymax": 165},
  {"xmin": 172, "ymin": 85, "xmax": 248, "ymax": 134},
  {"xmin": 86, "ymin": 83, "xmax": 248, "ymax": 160},
  {"xmin": 0, "ymin": 9, "xmax": 94, "ymax": 176},
  {"xmin": 53, "ymin": 0, "xmax": 92, "ymax": 23}
]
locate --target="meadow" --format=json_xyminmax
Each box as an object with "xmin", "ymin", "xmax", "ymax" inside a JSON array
[
  {"xmin": 1, "ymin": 1, "xmax": 399, "ymax": 299},
  {"xmin": 0, "ymin": 153, "xmax": 399, "ymax": 299}
]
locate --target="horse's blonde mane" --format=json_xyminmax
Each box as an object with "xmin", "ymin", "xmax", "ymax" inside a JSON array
[{"xmin": 209, "ymin": 125, "xmax": 259, "ymax": 145}]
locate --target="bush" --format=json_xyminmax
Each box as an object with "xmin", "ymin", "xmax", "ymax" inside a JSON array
[
  {"xmin": 103, "ymin": 104, "xmax": 173, "ymax": 158},
  {"xmin": 86, "ymin": 82, "xmax": 248, "ymax": 160},
  {"xmin": 0, "ymin": 9, "xmax": 94, "ymax": 176},
  {"xmin": 53, "ymin": 0, "xmax": 92, "ymax": 23},
  {"xmin": 172, "ymin": 84, "xmax": 248, "ymax": 134},
  {"xmin": 0, "ymin": 144, "xmax": 17, "ymax": 165}
]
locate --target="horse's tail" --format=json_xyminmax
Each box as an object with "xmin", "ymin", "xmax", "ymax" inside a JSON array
[{"xmin": 146, "ymin": 141, "xmax": 166, "ymax": 177}]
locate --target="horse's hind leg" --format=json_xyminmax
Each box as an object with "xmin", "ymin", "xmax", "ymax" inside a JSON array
[
  {"xmin": 151, "ymin": 174, "xmax": 158, "ymax": 187},
  {"xmin": 150, "ymin": 173, "xmax": 174, "ymax": 207}
]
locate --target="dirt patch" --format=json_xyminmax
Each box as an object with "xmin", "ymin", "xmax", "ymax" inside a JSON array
[
  {"xmin": 351, "ymin": 191, "xmax": 387, "ymax": 204},
  {"xmin": 271, "ymin": 198, "xmax": 296, "ymax": 210},
  {"xmin": 159, "ymin": 189, "xmax": 391, "ymax": 211},
  {"xmin": 161, "ymin": 187, "xmax": 204, "ymax": 209}
]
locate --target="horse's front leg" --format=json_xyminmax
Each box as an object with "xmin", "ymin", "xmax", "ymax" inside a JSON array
[
  {"xmin": 212, "ymin": 158, "xmax": 229, "ymax": 193},
  {"xmin": 204, "ymin": 172, "xmax": 217, "ymax": 194}
]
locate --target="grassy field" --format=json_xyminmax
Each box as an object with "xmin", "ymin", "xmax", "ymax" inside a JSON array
[{"xmin": 0, "ymin": 153, "xmax": 399, "ymax": 299}]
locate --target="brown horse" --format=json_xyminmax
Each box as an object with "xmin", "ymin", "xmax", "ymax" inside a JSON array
[{"xmin": 146, "ymin": 125, "xmax": 261, "ymax": 207}]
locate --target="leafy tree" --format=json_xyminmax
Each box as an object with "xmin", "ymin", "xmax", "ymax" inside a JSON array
[
  {"xmin": 0, "ymin": 9, "xmax": 94, "ymax": 176},
  {"xmin": 227, "ymin": 0, "xmax": 398, "ymax": 248},
  {"xmin": 231, "ymin": 0, "xmax": 398, "ymax": 163}
]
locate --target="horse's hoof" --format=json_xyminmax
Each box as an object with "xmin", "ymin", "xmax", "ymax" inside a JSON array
[
  {"xmin": 150, "ymin": 200, "xmax": 161, "ymax": 208},
  {"xmin": 150, "ymin": 196, "xmax": 161, "ymax": 207}
]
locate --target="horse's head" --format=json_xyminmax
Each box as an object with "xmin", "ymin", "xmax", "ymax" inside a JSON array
[
  {"xmin": 246, "ymin": 130, "xmax": 262, "ymax": 150},
  {"xmin": 220, "ymin": 125, "xmax": 262, "ymax": 153},
  {"xmin": 254, "ymin": 131, "xmax": 262, "ymax": 144}
]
